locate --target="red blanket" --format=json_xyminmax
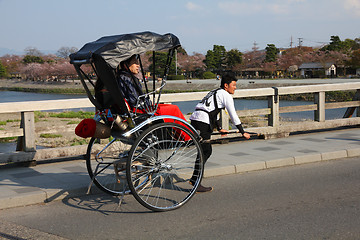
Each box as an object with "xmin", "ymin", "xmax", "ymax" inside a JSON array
[
  {"xmin": 155, "ymin": 104, "xmax": 191, "ymax": 141},
  {"xmin": 155, "ymin": 104, "xmax": 187, "ymax": 122}
]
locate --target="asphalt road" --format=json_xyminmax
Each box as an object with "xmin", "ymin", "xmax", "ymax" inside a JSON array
[{"xmin": 0, "ymin": 157, "xmax": 359, "ymax": 240}]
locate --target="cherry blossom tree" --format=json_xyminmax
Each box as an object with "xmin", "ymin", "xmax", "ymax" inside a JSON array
[
  {"xmin": 0, "ymin": 55, "xmax": 23, "ymax": 76},
  {"xmin": 177, "ymin": 52, "xmax": 205, "ymax": 78},
  {"xmin": 19, "ymin": 63, "xmax": 44, "ymax": 80}
]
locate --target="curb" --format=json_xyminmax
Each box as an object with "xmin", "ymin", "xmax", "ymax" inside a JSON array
[{"xmin": 204, "ymin": 147, "xmax": 360, "ymax": 177}]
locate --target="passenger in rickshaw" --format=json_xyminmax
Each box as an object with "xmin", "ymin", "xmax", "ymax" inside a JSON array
[
  {"xmin": 116, "ymin": 54, "xmax": 187, "ymax": 123},
  {"xmin": 116, "ymin": 54, "xmax": 150, "ymax": 111}
]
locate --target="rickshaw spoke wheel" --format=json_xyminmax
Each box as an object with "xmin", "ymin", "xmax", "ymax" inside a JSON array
[
  {"xmin": 126, "ymin": 122, "xmax": 204, "ymax": 212},
  {"xmin": 86, "ymin": 137, "xmax": 131, "ymax": 195}
]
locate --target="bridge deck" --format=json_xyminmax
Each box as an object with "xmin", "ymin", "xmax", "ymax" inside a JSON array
[{"xmin": 1, "ymin": 126, "xmax": 360, "ymax": 210}]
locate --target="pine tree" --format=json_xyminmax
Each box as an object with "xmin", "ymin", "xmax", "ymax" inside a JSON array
[{"xmin": 265, "ymin": 44, "xmax": 279, "ymax": 62}]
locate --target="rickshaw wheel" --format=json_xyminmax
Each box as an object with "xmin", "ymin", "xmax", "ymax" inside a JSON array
[
  {"xmin": 126, "ymin": 122, "xmax": 204, "ymax": 212},
  {"xmin": 86, "ymin": 137, "xmax": 132, "ymax": 195}
]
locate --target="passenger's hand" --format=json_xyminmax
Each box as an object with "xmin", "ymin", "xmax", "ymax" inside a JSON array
[
  {"xmin": 218, "ymin": 129, "xmax": 229, "ymax": 136},
  {"xmin": 242, "ymin": 132, "xmax": 251, "ymax": 139}
]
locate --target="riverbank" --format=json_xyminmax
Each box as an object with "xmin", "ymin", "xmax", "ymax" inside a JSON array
[
  {"xmin": 1, "ymin": 78, "xmax": 358, "ymax": 101},
  {"xmin": 0, "ymin": 78, "xmax": 216, "ymax": 94},
  {"xmin": 0, "ymin": 79, "xmax": 87, "ymax": 94},
  {"xmin": 0, "ymin": 78, "xmax": 315, "ymax": 94}
]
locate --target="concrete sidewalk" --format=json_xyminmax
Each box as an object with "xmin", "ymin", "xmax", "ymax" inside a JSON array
[{"xmin": 1, "ymin": 127, "xmax": 360, "ymax": 210}]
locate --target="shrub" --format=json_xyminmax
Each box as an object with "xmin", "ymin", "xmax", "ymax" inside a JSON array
[
  {"xmin": 167, "ymin": 75, "xmax": 186, "ymax": 80},
  {"xmin": 202, "ymin": 71, "xmax": 216, "ymax": 79}
]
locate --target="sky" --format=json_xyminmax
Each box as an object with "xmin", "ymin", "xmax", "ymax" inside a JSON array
[{"xmin": 0, "ymin": 0, "xmax": 360, "ymax": 56}]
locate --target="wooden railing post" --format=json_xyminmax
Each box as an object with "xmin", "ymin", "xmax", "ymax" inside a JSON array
[
  {"xmin": 268, "ymin": 88, "xmax": 279, "ymax": 127},
  {"xmin": 356, "ymin": 89, "xmax": 360, "ymax": 117},
  {"xmin": 314, "ymin": 91, "xmax": 325, "ymax": 122},
  {"xmin": 16, "ymin": 111, "xmax": 36, "ymax": 152}
]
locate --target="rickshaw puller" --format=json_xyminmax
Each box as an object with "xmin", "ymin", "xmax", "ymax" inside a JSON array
[{"xmin": 189, "ymin": 73, "xmax": 251, "ymax": 193}]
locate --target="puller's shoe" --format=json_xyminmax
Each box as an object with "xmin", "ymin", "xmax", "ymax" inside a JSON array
[{"xmin": 190, "ymin": 181, "xmax": 213, "ymax": 193}]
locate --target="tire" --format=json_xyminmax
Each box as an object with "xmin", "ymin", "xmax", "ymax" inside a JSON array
[
  {"xmin": 126, "ymin": 122, "xmax": 204, "ymax": 211},
  {"xmin": 86, "ymin": 137, "xmax": 132, "ymax": 195}
]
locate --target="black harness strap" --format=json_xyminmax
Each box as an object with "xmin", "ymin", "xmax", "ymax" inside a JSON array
[{"xmin": 195, "ymin": 88, "xmax": 223, "ymax": 129}]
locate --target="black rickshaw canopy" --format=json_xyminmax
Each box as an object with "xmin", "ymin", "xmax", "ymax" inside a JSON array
[
  {"xmin": 70, "ymin": 31, "xmax": 180, "ymax": 68},
  {"xmin": 69, "ymin": 31, "xmax": 181, "ymax": 117}
]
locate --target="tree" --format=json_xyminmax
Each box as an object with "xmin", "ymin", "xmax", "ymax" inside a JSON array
[
  {"xmin": 56, "ymin": 46, "xmax": 78, "ymax": 59},
  {"xmin": 321, "ymin": 36, "xmax": 353, "ymax": 53},
  {"xmin": 0, "ymin": 55, "xmax": 22, "ymax": 75},
  {"xmin": 176, "ymin": 46, "xmax": 187, "ymax": 55},
  {"xmin": 22, "ymin": 55, "xmax": 45, "ymax": 64},
  {"xmin": 20, "ymin": 63, "xmax": 44, "ymax": 80},
  {"xmin": 327, "ymin": 36, "xmax": 342, "ymax": 51},
  {"xmin": 263, "ymin": 61, "xmax": 277, "ymax": 75},
  {"xmin": 242, "ymin": 46, "xmax": 264, "ymax": 69},
  {"xmin": 353, "ymin": 38, "xmax": 360, "ymax": 50},
  {"xmin": 177, "ymin": 52, "xmax": 205, "ymax": 78},
  {"xmin": 204, "ymin": 45, "xmax": 226, "ymax": 71},
  {"xmin": 51, "ymin": 60, "xmax": 77, "ymax": 79},
  {"xmin": 24, "ymin": 47, "xmax": 42, "ymax": 56},
  {"xmin": 265, "ymin": 44, "xmax": 279, "ymax": 62},
  {"xmin": 148, "ymin": 51, "xmax": 176, "ymax": 77},
  {"xmin": 277, "ymin": 47, "xmax": 313, "ymax": 71},
  {"xmin": 348, "ymin": 49, "xmax": 360, "ymax": 69},
  {"xmin": 204, "ymin": 49, "xmax": 216, "ymax": 70},
  {"xmin": 0, "ymin": 61, "xmax": 7, "ymax": 77},
  {"xmin": 226, "ymin": 49, "xmax": 243, "ymax": 69}
]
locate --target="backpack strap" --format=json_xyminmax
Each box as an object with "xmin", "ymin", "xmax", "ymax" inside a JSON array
[{"xmin": 195, "ymin": 88, "xmax": 223, "ymax": 129}]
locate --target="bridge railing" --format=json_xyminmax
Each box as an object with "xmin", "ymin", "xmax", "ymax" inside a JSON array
[
  {"xmin": 161, "ymin": 82, "xmax": 360, "ymax": 139},
  {"xmin": 1, "ymin": 82, "xmax": 360, "ymax": 164}
]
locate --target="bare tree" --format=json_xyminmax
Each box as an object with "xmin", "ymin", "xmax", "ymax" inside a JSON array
[
  {"xmin": 56, "ymin": 47, "xmax": 78, "ymax": 59},
  {"xmin": 24, "ymin": 47, "xmax": 43, "ymax": 56}
]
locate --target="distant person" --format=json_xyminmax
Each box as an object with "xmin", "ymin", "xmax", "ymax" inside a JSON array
[{"xmin": 189, "ymin": 73, "xmax": 251, "ymax": 193}]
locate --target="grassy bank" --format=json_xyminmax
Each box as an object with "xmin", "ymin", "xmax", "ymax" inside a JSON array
[{"xmin": 0, "ymin": 86, "xmax": 87, "ymax": 95}]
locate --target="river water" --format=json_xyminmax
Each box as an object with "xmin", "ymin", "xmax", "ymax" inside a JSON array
[{"xmin": 1, "ymin": 91, "xmax": 348, "ymax": 120}]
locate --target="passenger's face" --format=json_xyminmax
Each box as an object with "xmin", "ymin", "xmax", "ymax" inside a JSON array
[
  {"xmin": 224, "ymin": 81, "xmax": 237, "ymax": 94},
  {"xmin": 128, "ymin": 58, "xmax": 140, "ymax": 74}
]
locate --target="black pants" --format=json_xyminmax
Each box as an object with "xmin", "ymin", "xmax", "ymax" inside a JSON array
[{"xmin": 190, "ymin": 120, "xmax": 212, "ymax": 184}]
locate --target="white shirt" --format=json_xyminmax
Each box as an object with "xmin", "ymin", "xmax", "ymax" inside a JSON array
[{"xmin": 190, "ymin": 88, "xmax": 241, "ymax": 126}]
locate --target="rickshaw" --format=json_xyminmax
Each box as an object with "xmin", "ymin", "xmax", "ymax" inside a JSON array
[{"xmin": 70, "ymin": 31, "xmax": 204, "ymax": 211}]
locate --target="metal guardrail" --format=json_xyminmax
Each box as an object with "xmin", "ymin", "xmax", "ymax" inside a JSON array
[{"xmin": 1, "ymin": 82, "xmax": 360, "ymax": 164}]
